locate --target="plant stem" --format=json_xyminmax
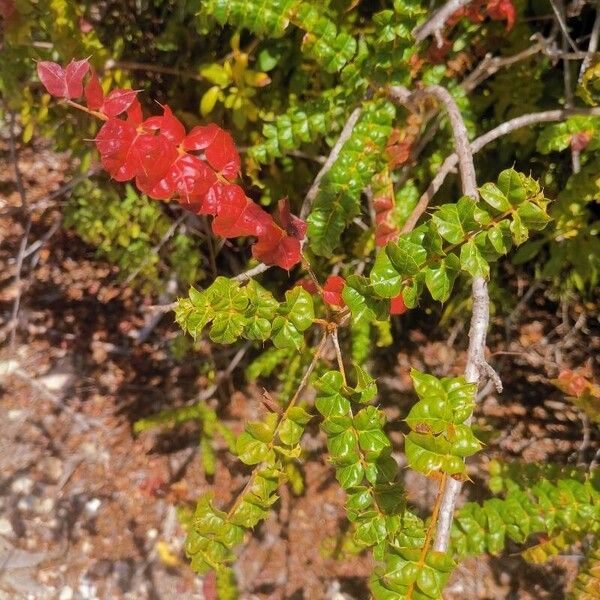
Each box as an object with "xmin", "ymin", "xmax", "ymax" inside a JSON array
[{"xmin": 226, "ymin": 334, "xmax": 328, "ymax": 519}]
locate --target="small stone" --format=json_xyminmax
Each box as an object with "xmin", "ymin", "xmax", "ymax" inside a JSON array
[
  {"xmin": 0, "ymin": 517, "xmax": 14, "ymax": 536},
  {"xmin": 146, "ymin": 528, "xmax": 158, "ymax": 540},
  {"xmin": 40, "ymin": 456, "xmax": 63, "ymax": 482},
  {"xmin": 18, "ymin": 495, "xmax": 35, "ymax": 512},
  {"xmin": 11, "ymin": 477, "xmax": 34, "ymax": 495},
  {"xmin": 84, "ymin": 498, "xmax": 101, "ymax": 517},
  {"xmin": 59, "ymin": 587, "xmax": 73, "ymax": 600},
  {"xmin": 81, "ymin": 540, "xmax": 93, "ymax": 554},
  {"xmin": 34, "ymin": 497, "xmax": 54, "ymax": 514},
  {"xmin": 8, "ymin": 409, "xmax": 23, "ymax": 420}
]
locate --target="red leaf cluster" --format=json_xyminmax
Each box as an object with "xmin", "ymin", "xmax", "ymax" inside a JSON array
[
  {"xmin": 36, "ymin": 59, "xmax": 304, "ymax": 270},
  {"xmin": 448, "ymin": 0, "xmax": 516, "ymax": 31},
  {"xmin": 428, "ymin": 0, "xmax": 516, "ymax": 63}
]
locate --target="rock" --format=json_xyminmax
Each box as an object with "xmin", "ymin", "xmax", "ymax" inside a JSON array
[
  {"xmin": 11, "ymin": 477, "xmax": 34, "ymax": 495},
  {"xmin": 84, "ymin": 498, "xmax": 101, "ymax": 518},
  {"xmin": 0, "ymin": 517, "xmax": 14, "ymax": 537},
  {"xmin": 40, "ymin": 456, "xmax": 63, "ymax": 483},
  {"xmin": 59, "ymin": 586, "xmax": 74, "ymax": 600}
]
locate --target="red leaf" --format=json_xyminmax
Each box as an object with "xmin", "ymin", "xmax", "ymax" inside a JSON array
[
  {"xmin": 132, "ymin": 133, "xmax": 179, "ymax": 185},
  {"xmin": 323, "ymin": 275, "xmax": 346, "ymax": 307},
  {"xmin": 278, "ymin": 198, "xmax": 307, "ymax": 240},
  {"xmin": 101, "ymin": 88, "xmax": 139, "ymax": 118},
  {"xmin": 571, "ymin": 131, "xmax": 592, "ymax": 152},
  {"xmin": 0, "ymin": 0, "xmax": 16, "ymax": 21},
  {"xmin": 127, "ymin": 99, "xmax": 144, "ymax": 125},
  {"xmin": 84, "ymin": 70, "xmax": 104, "ymax": 110},
  {"xmin": 252, "ymin": 223, "xmax": 301, "ymax": 270},
  {"xmin": 183, "ymin": 124, "xmax": 221, "ymax": 151},
  {"xmin": 143, "ymin": 105, "xmax": 186, "ymax": 145},
  {"xmin": 205, "ymin": 129, "xmax": 241, "ymax": 180},
  {"xmin": 486, "ymin": 0, "xmax": 515, "ymax": 29},
  {"xmin": 295, "ymin": 277, "xmax": 318, "ymax": 295},
  {"xmin": 390, "ymin": 293, "xmax": 408, "ymax": 315},
  {"xmin": 137, "ymin": 173, "xmax": 174, "ymax": 201},
  {"xmin": 64, "ymin": 59, "xmax": 90, "ymax": 98},
  {"xmin": 95, "ymin": 118, "xmax": 137, "ymax": 180},
  {"xmin": 212, "ymin": 185, "xmax": 272, "ymax": 238},
  {"xmin": 165, "ymin": 154, "xmax": 215, "ymax": 204},
  {"xmin": 38, "ymin": 59, "xmax": 90, "ymax": 99}
]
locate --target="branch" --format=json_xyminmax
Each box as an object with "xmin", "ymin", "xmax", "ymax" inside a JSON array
[
  {"xmin": 392, "ymin": 85, "xmax": 498, "ymax": 553},
  {"xmin": 579, "ymin": 1, "xmax": 600, "ymax": 81},
  {"xmin": 412, "ymin": 0, "xmax": 473, "ymax": 44},
  {"xmin": 433, "ymin": 275, "xmax": 490, "ymax": 551},
  {"xmin": 232, "ymin": 262, "xmax": 271, "ymax": 282},
  {"xmin": 400, "ymin": 106, "xmax": 600, "ymax": 231},
  {"xmin": 299, "ymin": 106, "xmax": 362, "ymax": 219}
]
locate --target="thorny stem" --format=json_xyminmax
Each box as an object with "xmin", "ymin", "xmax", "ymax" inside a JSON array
[{"xmin": 226, "ymin": 333, "xmax": 328, "ymax": 520}]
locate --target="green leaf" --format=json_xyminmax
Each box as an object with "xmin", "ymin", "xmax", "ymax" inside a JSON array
[
  {"xmin": 279, "ymin": 406, "xmax": 312, "ymax": 446},
  {"xmin": 315, "ymin": 371, "xmax": 351, "ymax": 417},
  {"xmin": 460, "ymin": 239, "xmax": 490, "ymax": 278},
  {"xmin": 432, "ymin": 196, "xmax": 477, "ymax": 243},
  {"xmin": 353, "ymin": 364, "xmax": 378, "ymax": 403},
  {"xmin": 386, "ymin": 236, "xmax": 428, "ymax": 278},
  {"xmin": 497, "ymin": 169, "xmax": 527, "ymax": 206},
  {"xmin": 479, "ymin": 182, "xmax": 511, "ymax": 212},
  {"xmin": 516, "ymin": 201, "xmax": 551, "ymax": 230},
  {"xmin": 371, "ymin": 251, "xmax": 402, "ymax": 298},
  {"xmin": 343, "ymin": 275, "xmax": 388, "ymax": 324},
  {"xmin": 424, "ymin": 255, "xmax": 460, "ymax": 302},
  {"xmin": 486, "ymin": 221, "xmax": 513, "ymax": 255},
  {"xmin": 405, "ymin": 432, "xmax": 466, "ymax": 476},
  {"xmin": 510, "ymin": 211, "xmax": 529, "ymax": 246},
  {"xmin": 272, "ymin": 287, "xmax": 314, "ymax": 350},
  {"xmin": 236, "ymin": 432, "xmax": 275, "ymax": 465}
]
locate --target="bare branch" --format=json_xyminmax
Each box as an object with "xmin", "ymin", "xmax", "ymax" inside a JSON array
[
  {"xmin": 412, "ymin": 0, "xmax": 472, "ymax": 43},
  {"xmin": 579, "ymin": 1, "xmax": 600, "ymax": 81},
  {"xmin": 300, "ymin": 106, "xmax": 362, "ymax": 219},
  {"xmin": 548, "ymin": 0, "xmax": 579, "ymax": 52},
  {"xmin": 232, "ymin": 262, "xmax": 271, "ymax": 282}
]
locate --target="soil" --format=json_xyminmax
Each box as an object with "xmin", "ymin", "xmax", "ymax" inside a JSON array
[{"xmin": 1, "ymin": 134, "xmax": 598, "ymax": 600}]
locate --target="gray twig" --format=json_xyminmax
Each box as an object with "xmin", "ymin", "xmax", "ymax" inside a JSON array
[
  {"xmin": 412, "ymin": 0, "xmax": 473, "ymax": 43},
  {"xmin": 579, "ymin": 2, "xmax": 600, "ymax": 81}
]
